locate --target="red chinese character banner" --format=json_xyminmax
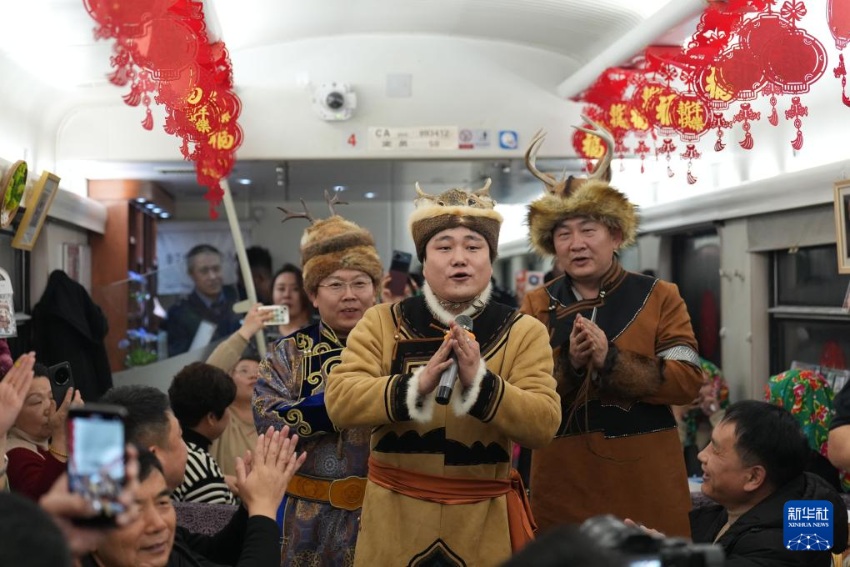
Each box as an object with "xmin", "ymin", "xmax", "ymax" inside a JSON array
[
  {"xmin": 83, "ymin": 0, "xmax": 242, "ymax": 217},
  {"xmin": 571, "ymin": 0, "xmax": 839, "ymax": 184}
]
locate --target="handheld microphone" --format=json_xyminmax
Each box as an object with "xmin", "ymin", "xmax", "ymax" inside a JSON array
[{"xmin": 435, "ymin": 315, "xmax": 474, "ymax": 405}]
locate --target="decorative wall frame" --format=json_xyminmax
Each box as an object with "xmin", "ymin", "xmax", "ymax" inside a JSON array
[
  {"xmin": 11, "ymin": 171, "xmax": 61, "ymax": 251},
  {"xmin": 835, "ymin": 180, "xmax": 850, "ymax": 274},
  {"xmin": 0, "ymin": 160, "xmax": 28, "ymax": 228}
]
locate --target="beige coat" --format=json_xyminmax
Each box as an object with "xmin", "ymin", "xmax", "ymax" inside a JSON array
[{"xmin": 326, "ymin": 297, "xmax": 560, "ymax": 567}]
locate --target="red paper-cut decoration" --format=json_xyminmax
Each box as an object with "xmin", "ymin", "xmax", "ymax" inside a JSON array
[
  {"xmin": 671, "ymin": 92, "xmax": 711, "ymax": 141},
  {"xmin": 733, "ymin": 103, "xmax": 761, "ymax": 149},
  {"xmin": 657, "ymin": 138, "xmax": 677, "ymax": 178},
  {"xmin": 785, "ymin": 96, "xmax": 808, "ymax": 149},
  {"xmin": 762, "ymin": 82, "xmax": 782, "ymax": 125},
  {"xmin": 84, "ymin": 0, "xmax": 175, "ymax": 38},
  {"xmin": 634, "ymin": 138, "xmax": 651, "ymax": 174},
  {"xmin": 835, "ymin": 54, "xmax": 850, "ymax": 107},
  {"xmin": 828, "ymin": 0, "xmax": 850, "ymax": 49},
  {"xmin": 84, "ymin": 0, "xmax": 244, "ymax": 216},
  {"xmin": 567, "ymin": 0, "xmax": 834, "ymax": 184},
  {"xmin": 681, "ymin": 144, "xmax": 701, "ymax": 185}
]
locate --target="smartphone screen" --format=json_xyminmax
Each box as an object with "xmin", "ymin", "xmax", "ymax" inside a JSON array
[
  {"xmin": 67, "ymin": 404, "xmax": 128, "ymax": 525},
  {"xmin": 388, "ymin": 251, "xmax": 413, "ymax": 297},
  {"xmin": 259, "ymin": 304, "xmax": 290, "ymax": 326}
]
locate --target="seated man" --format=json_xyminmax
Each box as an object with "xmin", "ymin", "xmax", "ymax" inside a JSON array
[
  {"xmin": 166, "ymin": 244, "xmax": 241, "ymax": 357},
  {"xmin": 168, "ymin": 362, "xmax": 237, "ymax": 504},
  {"xmin": 99, "ymin": 384, "xmax": 297, "ymax": 565},
  {"xmin": 691, "ymin": 400, "xmax": 848, "ymax": 567},
  {"xmin": 81, "ymin": 435, "xmax": 304, "ymax": 567}
]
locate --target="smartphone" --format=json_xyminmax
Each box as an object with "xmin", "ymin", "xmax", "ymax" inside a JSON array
[
  {"xmin": 48, "ymin": 362, "xmax": 74, "ymax": 405},
  {"xmin": 388, "ymin": 250, "xmax": 413, "ymax": 297},
  {"xmin": 258, "ymin": 304, "xmax": 290, "ymax": 326},
  {"xmin": 67, "ymin": 404, "xmax": 128, "ymax": 526}
]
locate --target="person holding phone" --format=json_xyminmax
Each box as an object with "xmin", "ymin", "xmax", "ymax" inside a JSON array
[
  {"xmin": 0, "ymin": 352, "xmax": 36, "ymax": 491},
  {"xmin": 80, "ymin": 429, "xmax": 305, "ymax": 567},
  {"xmin": 6, "ymin": 361, "xmax": 82, "ymax": 500},
  {"xmin": 254, "ymin": 211, "xmax": 383, "ymax": 565}
]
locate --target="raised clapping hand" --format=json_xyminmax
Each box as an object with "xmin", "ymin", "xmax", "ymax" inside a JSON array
[
  {"xmin": 417, "ymin": 321, "xmax": 481, "ymax": 395},
  {"xmin": 0, "ymin": 352, "xmax": 35, "ymax": 438},
  {"xmin": 569, "ymin": 313, "xmax": 609, "ymax": 371},
  {"xmin": 236, "ymin": 425, "xmax": 307, "ymax": 519}
]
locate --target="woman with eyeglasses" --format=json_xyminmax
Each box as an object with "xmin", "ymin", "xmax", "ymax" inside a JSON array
[{"xmin": 253, "ymin": 213, "xmax": 383, "ymax": 566}]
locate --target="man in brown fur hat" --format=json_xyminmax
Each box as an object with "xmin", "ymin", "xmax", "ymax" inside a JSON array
[
  {"xmin": 326, "ymin": 180, "xmax": 560, "ymax": 567},
  {"xmin": 253, "ymin": 204, "xmax": 383, "ymax": 566},
  {"xmin": 520, "ymin": 122, "xmax": 702, "ymax": 538}
]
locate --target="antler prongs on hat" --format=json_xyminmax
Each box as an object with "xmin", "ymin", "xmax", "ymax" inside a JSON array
[
  {"xmin": 473, "ymin": 177, "xmax": 492, "ymax": 197},
  {"xmin": 277, "ymin": 199, "xmax": 315, "ymax": 223},
  {"xmin": 323, "ymin": 189, "xmax": 349, "ymax": 216},
  {"xmin": 573, "ymin": 114, "xmax": 614, "ymax": 181},
  {"xmin": 524, "ymin": 129, "xmax": 559, "ymax": 189}
]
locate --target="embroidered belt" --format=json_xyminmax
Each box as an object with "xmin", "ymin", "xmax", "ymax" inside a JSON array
[{"xmin": 286, "ymin": 473, "xmax": 367, "ymax": 511}]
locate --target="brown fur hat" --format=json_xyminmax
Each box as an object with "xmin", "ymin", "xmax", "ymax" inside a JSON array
[
  {"xmin": 409, "ymin": 179, "xmax": 503, "ymax": 261},
  {"xmin": 300, "ymin": 215, "xmax": 383, "ymax": 294},
  {"xmin": 527, "ymin": 179, "xmax": 638, "ymax": 257}
]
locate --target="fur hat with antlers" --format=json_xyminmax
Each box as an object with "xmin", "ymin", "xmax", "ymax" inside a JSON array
[
  {"xmin": 525, "ymin": 116, "xmax": 638, "ymax": 257},
  {"xmin": 278, "ymin": 192, "xmax": 383, "ymax": 294},
  {"xmin": 409, "ymin": 179, "xmax": 503, "ymax": 262}
]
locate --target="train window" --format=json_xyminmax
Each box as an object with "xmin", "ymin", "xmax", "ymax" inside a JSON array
[
  {"xmin": 775, "ymin": 245, "xmax": 849, "ymax": 307},
  {"xmin": 769, "ymin": 244, "xmax": 850, "ymax": 374}
]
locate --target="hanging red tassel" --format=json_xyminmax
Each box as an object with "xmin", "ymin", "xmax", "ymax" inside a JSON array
[
  {"xmin": 740, "ymin": 130, "xmax": 754, "ymax": 149},
  {"xmin": 784, "ymin": 97, "xmax": 808, "ymax": 150},
  {"xmin": 768, "ymin": 106, "xmax": 778, "ymax": 126},
  {"xmin": 141, "ymin": 107, "xmax": 154, "ymax": 130},
  {"xmin": 791, "ymin": 122, "xmax": 804, "ymax": 150}
]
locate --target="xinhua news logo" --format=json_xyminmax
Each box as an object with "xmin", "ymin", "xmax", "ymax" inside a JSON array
[{"xmin": 783, "ymin": 500, "xmax": 834, "ymax": 551}]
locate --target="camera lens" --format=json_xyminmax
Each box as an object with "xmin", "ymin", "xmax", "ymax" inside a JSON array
[
  {"xmin": 325, "ymin": 91, "xmax": 345, "ymax": 110},
  {"xmin": 54, "ymin": 369, "xmax": 70, "ymax": 385}
]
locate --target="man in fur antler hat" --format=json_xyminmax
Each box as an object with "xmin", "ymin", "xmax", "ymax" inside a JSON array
[
  {"xmin": 520, "ymin": 118, "xmax": 703, "ymax": 538},
  {"xmin": 253, "ymin": 194, "xmax": 383, "ymax": 565},
  {"xmin": 326, "ymin": 180, "xmax": 560, "ymax": 566}
]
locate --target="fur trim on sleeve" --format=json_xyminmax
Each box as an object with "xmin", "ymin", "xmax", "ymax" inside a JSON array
[
  {"xmin": 406, "ymin": 366, "xmax": 436, "ymax": 423},
  {"xmin": 598, "ymin": 349, "xmax": 663, "ymax": 399},
  {"xmin": 450, "ymin": 359, "xmax": 487, "ymax": 416}
]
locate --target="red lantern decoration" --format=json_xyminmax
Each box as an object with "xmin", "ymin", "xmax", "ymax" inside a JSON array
[
  {"xmin": 715, "ymin": 46, "xmax": 766, "ymax": 101},
  {"xmin": 828, "ymin": 0, "xmax": 850, "ymax": 49},
  {"xmin": 767, "ymin": 28, "xmax": 827, "ymax": 94},
  {"xmin": 647, "ymin": 88, "xmax": 680, "ymax": 136},
  {"xmin": 84, "ymin": 0, "xmax": 175, "ymax": 38},
  {"xmin": 133, "ymin": 16, "xmax": 199, "ymax": 82},
  {"xmin": 671, "ymin": 92, "xmax": 711, "ymax": 142},
  {"xmin": 694, "ymin": 65, "xmax": 736, "ymax": 110}
]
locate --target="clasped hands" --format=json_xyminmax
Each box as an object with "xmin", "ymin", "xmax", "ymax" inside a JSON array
[
  {"xmin": 569, "ymin": 313, "xmax": 610, "ymax": 372},
  {"xmin": 417, "ymin": 321, "xmax": 480, "ymax": 396}
]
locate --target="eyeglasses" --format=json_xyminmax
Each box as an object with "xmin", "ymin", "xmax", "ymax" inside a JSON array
[{"xmin": 317, "ymin": 279, "xmax": 373, "ymax": 295}]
